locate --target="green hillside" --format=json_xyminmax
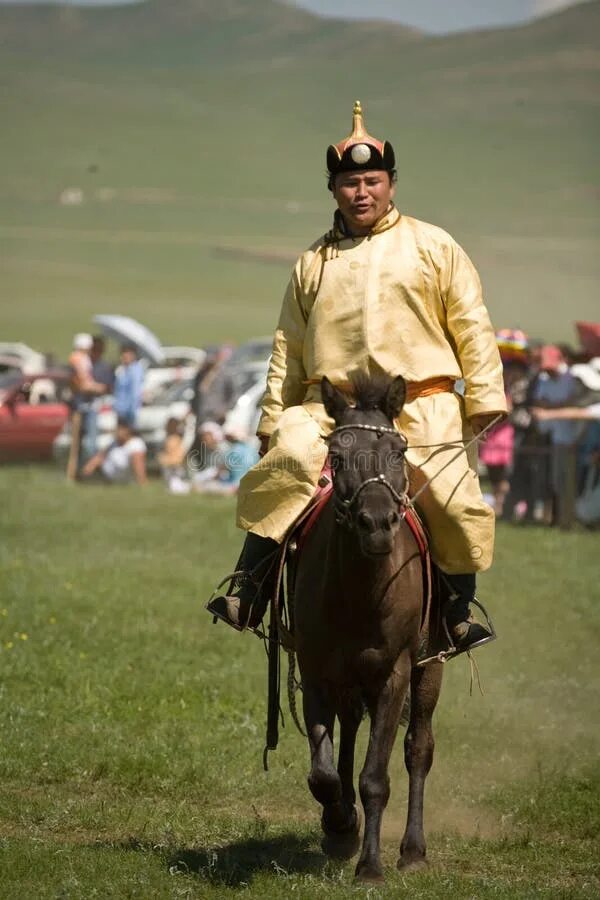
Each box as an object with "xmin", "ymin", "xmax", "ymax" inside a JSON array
[{"xmin": 1, "ymin": 0, "xmax": 599, "ymax": 355}]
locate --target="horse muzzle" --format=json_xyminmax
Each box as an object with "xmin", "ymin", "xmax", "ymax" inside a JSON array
[{"xmin": 355, "ymin": 508, "xmax": 402, "ymax": 557}]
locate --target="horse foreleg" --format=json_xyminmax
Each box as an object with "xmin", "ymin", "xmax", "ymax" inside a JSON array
[
  {"xmin": 302, "ymin": 681, "xmax": 347, "ymax": 836},
  {"xmin": 398, "ymin": 661, "xmax": 443, "ymax": 871},
  {"xmin": 318, "ymin": 699, "xmax": 363, "ymax": 860},
  {"xmin": 355, "ymin": 652, "xmax": 411, "ymax": 883},
  {"xmin": 337, "ymin": 699, "xmax": 362, "ymax": 814}
]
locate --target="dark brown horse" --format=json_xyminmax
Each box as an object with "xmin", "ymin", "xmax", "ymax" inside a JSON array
[{"xmin": 294, "ymin": 373, "xmax": 443, "ymax": 882}]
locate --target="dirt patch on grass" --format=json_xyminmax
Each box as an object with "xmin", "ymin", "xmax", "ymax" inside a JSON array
[{"xmin": 382, "ymin": 797, "xmax": 509, "ymax": 844}]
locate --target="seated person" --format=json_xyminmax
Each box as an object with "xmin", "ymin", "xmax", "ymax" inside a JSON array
[
  {"xmin": 194, "ymin": 426, "xmax": 258, "ymax": 495},
  {"xmin": 158, "ymin": 417, "xmax": 186, "ymax": 478},
  {"xmin": 82, "ymin": 418, "xmax": 147, "ymax": 485},
  {"xmin": 191, "ymin": 421, "xmax": 226, "ymax": 488}
]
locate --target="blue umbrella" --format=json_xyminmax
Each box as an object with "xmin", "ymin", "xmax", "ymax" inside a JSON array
[{"xmin": 93, "ymin": 315, "xmax": 165, "ymax": 364}]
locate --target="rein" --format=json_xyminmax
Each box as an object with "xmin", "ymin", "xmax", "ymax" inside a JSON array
[
  {"xmin": 329, "ymin": 414, "xmax": 503, "ymax": 528},
  {"xmin": 407, "ymin": 414, "xmax": 503, "ymax": 505}
]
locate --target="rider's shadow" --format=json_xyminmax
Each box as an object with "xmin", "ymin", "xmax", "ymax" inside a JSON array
[{"xmin": 168, "ymin": 833, "xmax": 328, "ymax": 887}]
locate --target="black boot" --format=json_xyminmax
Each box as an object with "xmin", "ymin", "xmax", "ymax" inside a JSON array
[
  {"xmin": 443, "ymin": 573, "xmax": 495, "ymax": 652},
  {"xmin": 206, "ymin": 533, "xmax": 278, "ymax": 632}
]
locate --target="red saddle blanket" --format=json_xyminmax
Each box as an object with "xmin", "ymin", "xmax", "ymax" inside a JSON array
[
  {"xmin": 294, "ymin": 466, "xmax": 430, "ymax": 567},
  {"xmin": 272, "ymin": 465, "xmax": 434, "ymax": 649}
]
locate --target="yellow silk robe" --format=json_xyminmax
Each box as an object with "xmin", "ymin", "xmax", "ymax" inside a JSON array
[{"xmin": 237, "ymin": 207, "xmax": 507, "ymax": 573}]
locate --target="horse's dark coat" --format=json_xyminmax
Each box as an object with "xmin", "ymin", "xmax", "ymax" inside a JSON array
[{"xmin": 294, "ymin": 373, "xmax": 443, "ymax": 882}]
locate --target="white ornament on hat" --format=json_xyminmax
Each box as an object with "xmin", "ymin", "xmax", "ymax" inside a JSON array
[{"xmin": 350, "ymin": 143, "xmax": 371, "ymax": 164}]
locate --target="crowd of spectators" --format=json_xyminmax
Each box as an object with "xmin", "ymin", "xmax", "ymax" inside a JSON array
[
  {"xmin": 479, "ymin": 330, "xmax": 600, "ymax": 527},
  {"xmin": 67, "ymin": 332, "xmax": 259, "ymax": 492},
  {"xmin": 65, "ymin": 327, "xmax": 600, "ymax": 526}
]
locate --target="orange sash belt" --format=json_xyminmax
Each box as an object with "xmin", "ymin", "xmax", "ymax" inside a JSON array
[{"xmin": 303, "ymin": 376, "xmax": 455, "ymax": 404}]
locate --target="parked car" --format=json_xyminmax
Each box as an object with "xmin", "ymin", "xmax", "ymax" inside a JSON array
[
  {"xmin": 222, "ymin": 377, "xmax": 266, "ymax": 444},
  {"xmin": 0, "ymin": 342, "xmax": 47, "ymax": 375},
  {"xmin": 137, "ymin": 378, "xmax": 196, "ymax": 464},
  {"xmin": 143, "ymin": 346, "xmax": 206, "ymax": 402},
  {"xmin": 218, "ymin": 338, "xmax": 271, "ymax": 404},
  {"xmin": 0, "ymin": 371, "xmax": 71, "ymax": 462}
]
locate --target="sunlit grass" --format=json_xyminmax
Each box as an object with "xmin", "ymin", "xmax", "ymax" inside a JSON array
[{"xmin": 1, "ymin": 466, "xmax": 598, "ymax": 896}]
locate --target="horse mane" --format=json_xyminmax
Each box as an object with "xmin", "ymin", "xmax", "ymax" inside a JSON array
[{"xmin": 349, "ymin": 372, "xmax": 395, "ymax": 412}]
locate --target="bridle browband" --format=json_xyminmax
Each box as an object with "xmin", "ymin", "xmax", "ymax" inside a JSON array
[{"xmin": 328, "ymin": 422, "xmax": 410, "ymax": 530}]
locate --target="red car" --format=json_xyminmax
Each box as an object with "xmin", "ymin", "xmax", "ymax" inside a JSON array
[{"xmin": 0, "ymin": 370, "xmax": 71, "ymax": 462}]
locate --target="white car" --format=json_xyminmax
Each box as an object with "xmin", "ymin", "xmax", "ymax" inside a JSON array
[
  {"xmin": 137, "ymin": 379, "xmax": 196, "ymax": 462},
  {"xmin": 142, "ymin": 346, "xmax": 205, "ymax": 402},
  {"xmin": 222, "ymin": 364, "xmax": 268, "ymax": 442},
  {"xmin": 0, "ymin": 343, "xmax": 47, "ymax": 375}
]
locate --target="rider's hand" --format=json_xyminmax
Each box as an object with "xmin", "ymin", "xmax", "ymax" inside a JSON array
[
  {"xmin": 470, "ymin": 413, "xmax": 503, "ymax": 436},
  {"xmin": 258, "ymin": 434, "xmax": 270, "ymax": 458}
]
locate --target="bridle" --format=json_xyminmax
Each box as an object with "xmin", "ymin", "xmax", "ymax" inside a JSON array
[{"xmin": 328, "ymin": 422, "xmax": 410, "ymax": 530}]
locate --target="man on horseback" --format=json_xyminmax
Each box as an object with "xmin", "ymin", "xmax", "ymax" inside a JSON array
[{"xmin": 207, "ymin": 101, "xmax": 507, "ymax": 652}]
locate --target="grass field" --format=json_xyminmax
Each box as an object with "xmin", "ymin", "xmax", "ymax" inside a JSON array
[
  {"xmin": 1, "ymin": 0, "xmax": 599, "ymax": 354},
  {"xmin": 1, "ymin": 466, "xmax": 599, "ymax": 898}
]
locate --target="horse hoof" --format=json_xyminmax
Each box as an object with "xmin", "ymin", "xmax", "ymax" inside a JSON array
[
  {"xmin": 321, "ymin": 828, "xmax": 361, "ymax": 860},
  {"xmin": 397, "ymin": 855, "xmax": 428, "ymax": 873},
  {"xmin": 354, "ymin": 867, "xmax": 384, "ymax": 884},
  {"xmin": 321, "ymin": 808, "xmax": 361, "ymax": 860}
]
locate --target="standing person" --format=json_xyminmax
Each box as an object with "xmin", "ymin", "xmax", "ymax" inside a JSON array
[
  {"xmin": 91, "ymin": 335, "xmax": 114, "ymax": 391},
  {"xmin": 113, "ymin": 344, "xmax": 144, "ymax": 427},
  {"xmin": 479, "ymin": 410, "xmax": 514, "ymax": 517},
  {"xmin": 67, "ymin": 333, "xmax": 107, "ymax": 479},
  {"xmin": 85, "ymin": 335, "xmax": 114, "ymax": 459},
  {"xmin": 207, "ymin": 101, "xmax": 506, "ymax": 652},
  {"xmin": 193, "ymin": 345, "xmax": 235, "ymax": 429},
  {"xmin": 502, "ymin": 343, "xmax": 548, "ymax": 522},
  {"xmin": 533, "ymin": 345, "xmax": 578, "ymax": 524}
]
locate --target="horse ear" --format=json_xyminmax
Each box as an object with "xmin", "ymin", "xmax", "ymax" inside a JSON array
[
  {"xmin": 385, "ymin": 375, "xmax": 407, "ymax": 421},
  {"xmin": 321, "ymin": 376, "xmax": 349, "ymax": 422}
]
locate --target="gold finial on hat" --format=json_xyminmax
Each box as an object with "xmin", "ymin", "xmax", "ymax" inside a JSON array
[{"xmin": 352, "ymin": 100, "xmax": 366, "ymax": 138}]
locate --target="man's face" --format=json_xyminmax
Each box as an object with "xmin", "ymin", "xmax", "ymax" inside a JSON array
[
  {"xmin": 120, "ymin": 349, "xmax": 136, "ymax": 366},
  {"xmin": 332, "ymin": 170, "xmax": 395, "ymax": 235}
]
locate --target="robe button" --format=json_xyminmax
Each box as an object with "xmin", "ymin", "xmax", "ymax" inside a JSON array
[{"xmin": 349, "ymin": 261, "xmax": 360, "ymax": 270}]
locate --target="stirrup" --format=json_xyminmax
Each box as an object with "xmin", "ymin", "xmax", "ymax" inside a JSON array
[
  {"xmin": 205, "ymin": 570, "xmax": 262, "ymax": 634},
  {"xmin": 417, "ymin": 597, "xmax": 496, "ymax": 666}
]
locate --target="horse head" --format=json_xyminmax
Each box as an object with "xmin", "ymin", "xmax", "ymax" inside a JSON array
[{"xmin": 322, "ymin": 373, "xmax": 409, "ymax": 557}]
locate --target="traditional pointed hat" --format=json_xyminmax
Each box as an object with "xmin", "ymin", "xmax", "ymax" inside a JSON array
[{"xmin": 327, "ymin": 100, "xmax": 395, "ymax": 179}]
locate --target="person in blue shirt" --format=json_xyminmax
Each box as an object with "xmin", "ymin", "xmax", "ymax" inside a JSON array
[
  {"xmin": 192, "ymin": 425, "xmax": 259, "ymax": 495},
  {"xmin": 113, "ymin": 344, "xmax": 145, "ymax": 426},
  {"xmin": 221, "ymin": 427, "xmax": 260, "ymax": 489}
]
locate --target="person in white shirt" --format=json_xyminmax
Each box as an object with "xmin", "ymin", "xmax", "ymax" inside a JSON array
[{"xmin": 82, "ymin": 419, "xmax": 147, "ymax": 485}]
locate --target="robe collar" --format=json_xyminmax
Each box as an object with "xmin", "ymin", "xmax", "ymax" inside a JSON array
[{"xmin": 326, "ymin": 204, "xmax": 400, "ymax": 244}]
